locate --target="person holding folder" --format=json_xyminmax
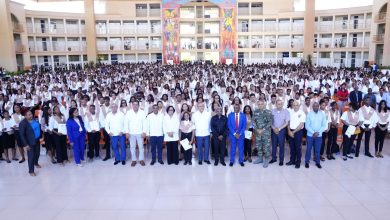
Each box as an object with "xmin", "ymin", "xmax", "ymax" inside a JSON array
[
  {"xmin": 179, "ymin": 111, "xmax": 195, "ymax": 165},
  {"xmin": 228, "ymin": 103, "xmax": 247, "ymax": 167}
]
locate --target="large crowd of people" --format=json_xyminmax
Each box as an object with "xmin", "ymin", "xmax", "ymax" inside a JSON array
[{"xmin": 0, "ymin": 62, "xmax": 389, "ymax": 176}]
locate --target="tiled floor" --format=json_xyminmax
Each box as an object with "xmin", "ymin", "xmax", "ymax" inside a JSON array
[{"xmin": 0, "ymin": 139, "xmax": 389, "ymax": 220}]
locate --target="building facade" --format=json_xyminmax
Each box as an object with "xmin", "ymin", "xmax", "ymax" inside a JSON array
[{"xmin": 0, "ymin": 0, "xmax": 389, "ymax": 71}]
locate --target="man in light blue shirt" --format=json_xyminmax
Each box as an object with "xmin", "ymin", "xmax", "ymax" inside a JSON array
[
  {"xmin": 305, "ymin": 102, "xmax": 327, "ymax": 169},
  {"xmin": 382, "ymin": 91, "xmax": 390, "ymax": 109}
]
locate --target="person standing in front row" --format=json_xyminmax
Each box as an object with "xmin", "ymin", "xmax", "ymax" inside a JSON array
[
  {"xmin": 210, "ymin": 106, "xmax": 228, "ymax": 166},
  {"xmin": 19, "ymin": 110, "xmax": 41, "ymax": 176},
  {"xmin": 192, "ymin": 102, "xmax": 212, "ymax": 165},
  {"xmin": 66, "ymin": 108, "xmax": 87, "ymax": 167},
  {"xmin": 85, "ymin": 105, "xmax": 101, "ymax": 161},
  {"xmin": 163, "ymin": 106, "xmax": 180, "ymax": 165},
  {"xmin": 287, "ymin": 101, "xmax": 305, "ymax": 169},
  {"xmin": 105, "ymin": 104, "xmax": 126, "ymax": 165},
  {"xmin": 253, "ymin": 100, "xmax": 272, "ymax": 168},
  {"xmin": 179, "ymin": 111, "xmax": 195, "ymax": 165},
  {"xmin": 270, "ymin": 100, "xmax": 290, "ymax": 166},
  {"xmin": 228, "ymin": 103, "xmax": 247, "ymax": 167},
  {"xmin": 125, "ymin": 101, "xmax": 146, "ymax": 167},
  {"xmin": 305, "ymin": 102, "xmax": 327, "ymax": 169},
  {"xmin": 146, "ymin": 104, "xmax": 164, "ymax": 165}
]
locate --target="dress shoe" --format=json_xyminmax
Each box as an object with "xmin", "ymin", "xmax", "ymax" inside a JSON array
[
  {"xmin": 189, "ymin": 161, "xmax": 192, "ymax": 165},
  {"xmin": 346, "ymin": 154, "xmax": 353, "ymax": 159},
  {"xmin": 330, "ymin": 155, "xmax": 336, "ymax": 160},
  {"xmin": 140, "ymin": 161, "xmax": 145, "ymax": 166},
  {"xmin": 131, "ymin": 161, "xmax": 137, "ymax": 167},
  {"xmin": 286, "ymin": 161, "xmax": 295, "ymax": 166},
  {"xmin": 198, "ymin": 161, "xmax": 202, "ymax": 165},
  {"xmin": 269, "ymin": 159, "xmax": 277, "ymax": 164},
  {"xmin": 102, "ymin": 157, "xmax": 110, "ymax": 161},
  {"xmin": 316, "ymin": 163, "xmax": 322, "ymax": 169},
  {"xmin": 214, "ymin": 161, "xmax": 218, "ymax": 166},
  {"xmin": 221, "ymin": 161, "xmax": 226, "ymax": 166},
  {"xmin": 150, "ymin": 160, "xmax": 156, "ymax": 165},
  {"xmin": 204, "ymin": 160, "xmax": 211, "ymax": 165},
  {"xmin": 365, "ymin": 153, "xmax": 373, "ymax": 158},
  {"xmin": 279, "ymin": 162, "xmax": 283, "ymax": 166},
  {"xmin": 229, "ymin": 162, "xmax": 234, "ymax": 167},
  {"xmin": 295, "ymin": 164, "xmax": 300, "ymax": 169},
  {"xmin": 29, "ymin": 172, "xmax": 37, "ymax": 177},
  {"xmin": 248, "ymin": 158, "xmax": 252, "ymax": 163},
  {"xmin": 305, "ymin": 163, "xmax": 309, "ymax": 168},
  {"xmin": 158, "ymin": 160, "xmax": 164, "ymax": 165},
  {"xmin": 320, "ymin": 156, "xmax": 325, "ymax": 161},
  {"xmin": 378, "ymin": 152, "xmax": 384, "ymax": 158},
  {"xmin": 114, "ymin": 161, "xmax": 120, "ymax": 165},
  {"xmin": 184, "ymin": 162, "xmax": 188, "ymax": 165},
  {"xmin": 343, "ymin": 156, "xmax": 347, "ymax": 161},
  {"xmin": 35, "ymin": 164, "xmax": 42, "ymax": 168},
  {"xmin": 240, "ymin": 162, "xmax": 245, "ymax": 167},
  {"xmin": 355, "ymin": 153, "xmax": 359, "ymax": 157},
  {"xmin": 122, "ymin": 161, "xmax": 126, "ymax": 165},
  {"xmin": 19, "ymin": 159, "xmax": 25, "ymax": 164},
  {"xmin": 327, "ymin": 155, "xmax": 332, "ymax": 160}
]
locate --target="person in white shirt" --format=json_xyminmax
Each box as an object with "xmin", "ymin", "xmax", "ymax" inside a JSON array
[
  {"xmin": 192, "ymin": 102, "xmax": 212, "ymax": 165},
  {"xmin": 105, "ymin": 104, "xmax": 126, "ymax": 165},
  {"xmin": 340, "ymin": 103, "xmax": 362, "ymax": 161},
  {"xmin": 326, "ymin": 102, "xmax": 340, "ymax": 160},
  {"xmin": 1, "ymin": 110, "xmax": 17, "ymax": 163},
  {"xmin": 145, "ymin": 104, "xmax": 164, "ymax": 165},
  {"xmin": 125, "ymin": 101, "xmax": 147, "ymax": 167},
  {"xmin": 375, "ymin": 100, "xmax": 389, "ymax": 158},
  {"xmin": 163, "ymin": 106, "xmax": 180, "ymax": 165},
  {"xmin": 49, "ymin": 105, "xmax": 68, "ymax": 165},
  {"xmin": 287, "ymin": 101, "xmax": 306, "ymax": 169},
  {"xmin": 319, "ymin": 99, "xmax": 331, "ymax": 161},
  {"xmin": 85, "ymin": 105, "xmax": 101, "ymax": 160},
  {"xmin": 100, "ymin": 97, "xmax": 112, "ymax": 161},
  {"xmin": 356, "ymin": 97, "xmax": 377, "ymax": 158}
]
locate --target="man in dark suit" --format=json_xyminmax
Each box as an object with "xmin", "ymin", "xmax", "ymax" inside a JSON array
[
  {"xmin": 349, "ymin": 83, "xmax": 363, "ymax": 107},
  {"xmin": 19, "ymin": 110, "xmax": 41, "ymax": 176},
  {"xmin": 228, "ymin": 103, "xmax": 247, "ymax": 167},
  {"xmin": 210, "ymin": 106, "xmax": 228, "ymax": 166}
]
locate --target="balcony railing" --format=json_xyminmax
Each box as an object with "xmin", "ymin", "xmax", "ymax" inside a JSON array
[
  {"xmin": 374, "ymin": 12, "xmax": 387, "ymax": 23},
  {"xmin": 15, "ymin": 44, "xmax": 26, "ymax": 53},
  {"xmin": 149, "ymin": 9, "xmax": 160, "ymax": 17},
  {"xmin": 108, "ymin": 27, "xmax": 122, "ymax": 34},
  {"xmin": 373, "ymin": 34, "xmax": 384, "ymax": 43},
  {"xmin": 238, "ymin": 7, "xmax": 250, "ymax": 16},
  {"xmin": 66, "ymin": 26, "xmax": 80, "ymax": 34},
  {"xmin": 13, "ymin": 23, "xmax": 24, "ymax": 33},
  {"xmin": 136, "ymin": 9, "xmax": 148, "ymax": 17}
]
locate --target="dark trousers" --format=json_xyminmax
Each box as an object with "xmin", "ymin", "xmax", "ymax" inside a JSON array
[
  {"xmin": 102, "ymin": 129, "xmax": 111, "ymax": 158},
  {"xmin": 375, "ymin": 126, "xmax": 387, "ymax": 152},
  {"xmin": 356, "ymin": 125, "xmax": 372, "ymax": 156},
  {"xmin": 166, "ymin": 141, "xmax": 179, "ymax": 165},
  {"xmin": 213, "ymin": 135, "xmax": 226, "ymax": 163},
  {"xmin": 87, "ymin": 132, "xmax": 101, "ymax": 159},
  {"xmin": 342, "ymin": 125, "xmax": 356, "ymax": 156},
  {"xmin": 181, "ymin": 132, "xmax": 193, "ymax": 163},
  {"xmin": 150, "ymin": 136, "xmax": 163, "ymax": 162},
  {"xmin": 27, "ymin": 140, "xmax": 40, "ymax": 173},
  {"xmin": 271, "ymin": 128, "xmax": 286, "ymax": 162},
  {"xmin": 320, "ymin": 131, "xmax": 328, "ymax": 156},
  {"xmin": 53, "ymin": 133, "xmax": 68, "ymax": 163},
  {"xmin": 326, "ymin": 127, "xmax": 338, "ymax": 155},
  {"xmin": 289, "ymin": 129, "xmax": 303, "ymax": 165}
]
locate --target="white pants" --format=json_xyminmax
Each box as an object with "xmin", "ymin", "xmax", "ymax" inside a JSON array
[{"xmin": 130, "ymin": 134, "xmax": 144, "ymax": 161}]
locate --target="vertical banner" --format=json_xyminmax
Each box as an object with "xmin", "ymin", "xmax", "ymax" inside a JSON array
[
  {"xmin": 162, "ymin": 8, "xmax": 180, "ymax": 64},
  {"xmin": 162, "ymin": 0, "xmax": 237, "ymax": 64},
  {"xmin": 221, "ymin": 7, "xmax": 236, "ymax": 64}
]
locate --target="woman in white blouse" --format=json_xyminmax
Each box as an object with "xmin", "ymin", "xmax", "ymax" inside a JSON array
[
  {"xmin": 163, "ymin": 106, "xmax": 180, "ymax": 165},
  {"xmin": 340, "ymin": 103, "xmax": 362, "ymax": 161},
  {"xmin": 375, "ymin": 100, "xmax": 389, "ymax": 158},
  {"xmin": 49, "ymin": 105, "xmax": 68, "ymax": 165},
  {"xmin": 326, "ymin": 102, "xmax": 339, "ymax": 160},
  {"xmin": 179, "ymin": 111, "xmax": 195, "ymax": 165}
]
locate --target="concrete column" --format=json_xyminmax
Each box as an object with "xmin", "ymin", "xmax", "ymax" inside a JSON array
[
  {"xmin": 0, "ymin": 0, "xmax": 17, "ymax": 71},
  {"xmin": 84, "ymin": 0, "xmax": 97, "ymax": 63},
  {"xmin": 382, "ymin": 0, "xmax": 390, "ymax": 65},
  {"xmin": 303, "ymin": 0, "xmax": 315, "ymax": 61}
]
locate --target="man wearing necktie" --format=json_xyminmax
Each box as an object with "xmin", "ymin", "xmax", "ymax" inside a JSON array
[{"xmin": 228, "ymin": 103, "xmax": 247, "ymax": 167}]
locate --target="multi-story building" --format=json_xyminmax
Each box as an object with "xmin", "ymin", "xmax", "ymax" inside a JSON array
[{"xmin": 0, "ymin": 0, "xmax": 389, "ymax": 71}]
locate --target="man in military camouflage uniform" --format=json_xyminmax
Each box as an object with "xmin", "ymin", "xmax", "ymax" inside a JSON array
[{"xmin": 253, "ymin": 100, "xmax": 272, "ymax": 168}]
